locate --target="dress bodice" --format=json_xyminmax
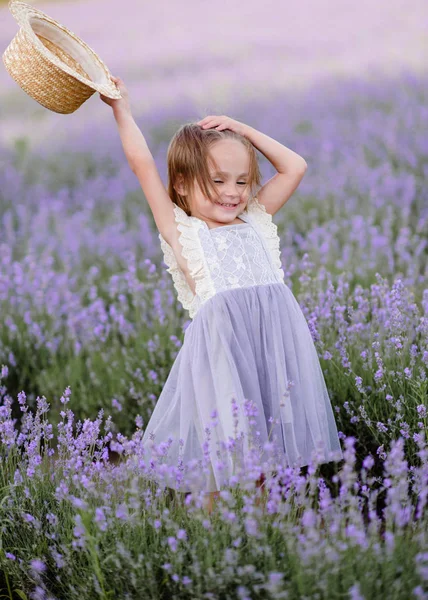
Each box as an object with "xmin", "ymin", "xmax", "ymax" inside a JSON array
[{"xmin": 159, "ymin": 196, "xmax": 285, "ymax": 319}]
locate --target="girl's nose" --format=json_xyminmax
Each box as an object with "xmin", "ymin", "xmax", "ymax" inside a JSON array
[{"xmin": 226, "ymin": 186, "xmax": 240, "ymax": 195}]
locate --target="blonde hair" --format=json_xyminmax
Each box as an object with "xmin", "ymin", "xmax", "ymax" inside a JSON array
[{"xmin": 167, "ymin": 123, "xmax": 262, "ymax": 217}]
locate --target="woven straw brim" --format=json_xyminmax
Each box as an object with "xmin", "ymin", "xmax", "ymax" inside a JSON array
[{"xmin": 2, "ymin": 0, "xmax": 122, "ymax": 114}]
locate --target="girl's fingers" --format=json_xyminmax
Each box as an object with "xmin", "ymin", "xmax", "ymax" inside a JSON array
[
  {"xmin": 198, "ymin": 116, "xmax": 230, "ymax": 130},
  {"xmin": 201, "ymin": 121, "xmax": 220, "ymax": 129},
  {"xmin": 198, "ymin": 117, "xmax": 220, "ymax": 125}
]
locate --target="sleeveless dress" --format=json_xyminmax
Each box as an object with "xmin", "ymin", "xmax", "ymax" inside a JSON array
[{"xmin": 141, "ymin": 196, "xmax": 343, "ymax": 492}]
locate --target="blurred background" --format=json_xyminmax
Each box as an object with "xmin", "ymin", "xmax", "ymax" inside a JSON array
[{"xmin": 1, "ymin": 0, "xmax": 426, "ymax": 150}]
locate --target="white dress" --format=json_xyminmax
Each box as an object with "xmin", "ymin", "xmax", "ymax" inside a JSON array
[{"xmin": 141, "ymin": 196, "xmax": 343, "ymax": 492}]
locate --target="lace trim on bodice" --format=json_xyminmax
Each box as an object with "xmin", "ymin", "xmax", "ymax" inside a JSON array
[{"xmin": 158, "ymin": 196, "xmax": 284, "ymax": 318}]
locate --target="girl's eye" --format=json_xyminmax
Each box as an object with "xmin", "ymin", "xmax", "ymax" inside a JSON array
[{"xmin": 213, "ymin": 180, "xmax": 247, "ymax": 185}]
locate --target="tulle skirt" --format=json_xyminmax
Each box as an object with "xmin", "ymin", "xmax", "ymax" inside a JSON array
[{"xmin": 141, "ymin": 282, "xmax": 343, "ymax": 492}]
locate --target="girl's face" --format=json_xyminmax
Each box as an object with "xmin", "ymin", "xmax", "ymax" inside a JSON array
[{"xmin": 188, "ymin": 139, "xmax": 251, "ymax": 225}]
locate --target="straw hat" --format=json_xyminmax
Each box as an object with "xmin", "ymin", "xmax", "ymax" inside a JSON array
[{"xmin": 2, "ymin": 0, "xmax": 122, "ymax": 114}]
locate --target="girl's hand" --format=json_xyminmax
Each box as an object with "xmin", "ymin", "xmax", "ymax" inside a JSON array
[
  {"xmin": 100, "ymin": 75, "xmax": 132, "ymax": 115},
  {"xmin": 197, "ymin": 115, "xmax": 249, "ymax": 137}
]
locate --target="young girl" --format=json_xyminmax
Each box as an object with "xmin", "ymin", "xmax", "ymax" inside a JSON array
[{"xmin": 101, "ymin": 76, "xmax": 344, "ymax": 511}]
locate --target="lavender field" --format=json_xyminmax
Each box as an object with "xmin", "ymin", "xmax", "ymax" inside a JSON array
[{"xmin": 0, "ymin": 0, "xmax": 428, "ymax": 598}]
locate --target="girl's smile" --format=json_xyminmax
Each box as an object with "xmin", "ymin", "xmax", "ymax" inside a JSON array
[{"xmin": 214, "ymin": 199, "xmax": 240, "ymax": 210}]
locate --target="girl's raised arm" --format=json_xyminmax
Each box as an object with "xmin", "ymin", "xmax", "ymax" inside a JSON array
[
  {"xmin": 244, "ymin": 125, "xmax": 308, "ymax": 216},
  {"xmin": 100, "ymin": 77, "xmax": 177, "ymax": 245}
]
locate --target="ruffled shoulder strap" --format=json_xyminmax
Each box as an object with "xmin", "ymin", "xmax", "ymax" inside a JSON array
[
  {"xmin": 158, "ymin": 232, "xmax": 197, "ymax": 317},
  {"xmin": 244, "ymin": 196, "xmax": 285, "ymax": 281},
  {"xmin": 158, "ymin": 204, "xmax": 215, "ymax": 318}
]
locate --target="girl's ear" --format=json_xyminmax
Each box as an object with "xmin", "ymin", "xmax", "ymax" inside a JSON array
[{"xmin": 174, "ymin": 174, "xmax": 187, "ymax": 196}]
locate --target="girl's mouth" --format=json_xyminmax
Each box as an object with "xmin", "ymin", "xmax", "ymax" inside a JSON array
[{"xmin": 214, "ymin": 200, "xmax": 238, "ymax": 210}]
